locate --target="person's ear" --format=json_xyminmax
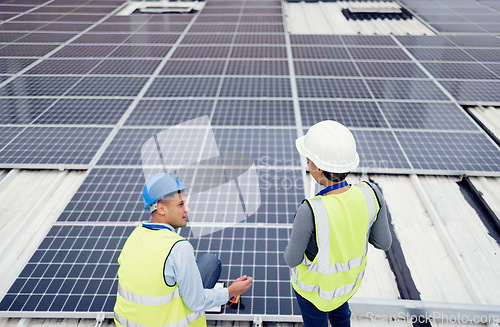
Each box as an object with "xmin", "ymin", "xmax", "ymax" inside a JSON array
[{"xmin": 156, "ymin": 201, "xmax": 167, "ymax": 215}]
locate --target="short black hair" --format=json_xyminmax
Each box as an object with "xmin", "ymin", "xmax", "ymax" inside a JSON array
[{"xmin": 323, "ymin": 171, "xmax": 349, "ymax": 182}]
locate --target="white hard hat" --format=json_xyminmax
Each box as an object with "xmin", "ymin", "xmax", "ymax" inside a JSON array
[{"xmin": 296, "ymin": 120, "xmax": 359, "ymax": 173}]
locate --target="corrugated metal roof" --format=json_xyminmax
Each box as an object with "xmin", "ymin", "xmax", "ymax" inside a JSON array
[{"xmin": 284, "ymin": 1, "xmax": 435, "ymax": 35}]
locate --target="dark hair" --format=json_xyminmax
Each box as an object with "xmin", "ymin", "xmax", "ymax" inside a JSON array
[{"xmin": 322, "ymin": 171, "xmax": 349, "ymax": 182}]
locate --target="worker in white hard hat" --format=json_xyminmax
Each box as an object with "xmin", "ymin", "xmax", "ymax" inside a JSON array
[
  {"xmin": 284, "ymin": 121, "xmax": 392, "ymax": 327},
  {"xmin": 114, "ymin": 173, "xmax": 253, "ymax": 327}
]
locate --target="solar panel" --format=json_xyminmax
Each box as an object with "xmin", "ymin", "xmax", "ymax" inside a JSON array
[
  {"xmin": 90, "ymin": 59, "xmax": 161, "ymax": 75},
  {"xmin": 237, "ymin": 24, "xmax": 284, "ymax": 33},
  {"xmin": 0, "ymin": 127, "xmax": 112, "ymax": 166},
  {"xmin": 0, "ymin": 98, "xmax": 54, "ymax": 124},
  {"xmin": 212, "ymin": 99, "xmax": 295, "ymax": 126},
  {"xmin": 17, "ymin": 32, "xmax": 76, "ymax": 43},
  {"xmin": 395, "ymin": 35, "xmax": 456, "ymax": 47},
  {"xmin": 431, "ymin": 23, "xmax": 486, "ymax": 33},
  {"xmin": 290, "ymin": 34, "xmax": 343, "ymax": 45},
  {"xmin": 189, "ymin": 24, "xmax": 237, "ymax": 33},
  {"xmin": 0, "ymin": 76, "xmax": 81, "ymax": 96},
  {"xmin": 239, "ymin": 15, "xmax": 283, "ymax": 24},
  {"xmin": 300, "ymin": 100, "xmax": 388, "ymax": 128},
  {"xmin": 0, "ymin": 127, "xmax": 23, "ymax": 150},
  {"xmin": 0, "ymin": 44, "xmax": 58, "ymax": 57},
  {"xmin": 422, "ymin": 62, "xmax": 498, "ymax": 80},
  {"xmin": 71, "ymin": 33, "xmax": 130, "ymax": 44},
  {"xmin": 396, "ymin": 131, "xmax": 500, "ymax": 172},
  {"xmin": 232, "ymin": 46, "xmax": 287, "ymax": 58},
  {"xmin": 25, "ymin": 59, "xmax": 101, "ymax": 75},
  {"xmin": 125, "ymin": 99, "xmax": 214, "ymax": 126},
  {"xmin": 347, "ymin": 47, "xmax": 410, "ymax": 61},
  {"xmin": 351, "ymin": 130, "xmax": 412, "ymax": 170},
  {"xmin": 109, "ymin": 45, "xmax": 172, "ymax": 58},
  {"xmin": 38, "ymin": 23, "xmax": 93, "ymax": 32},
  {"xmin": 66, "ymin": 76, "xmax": 148, "ymax": 96},
  {"xmin": 226, "ymin": 60, "xmax": 289, "ymax": 76},
  {"xmin": 296, "ymin": 78, "xmax": 371, "ymax": 99},
  {"xmin": 219, "ymin": 77, "xmax": 292, "ymax": 97},
  {"xmin": 341, "ymin": 35, "xmax": 397, "ymax": 46},
  {"xmin": 0, "ymin": 225, "xmax": 133, "ymax": 312},
  {"xmin": 52, "ymin": 45, "xmax": 117, "ymax": 58},
  {"xmin": 212, "ymin": 128, "xmax": 299, "ymax": 167},
  {"xmin": 57, "ymin": 168, "xmax": 146, "ymax": 222},
  {"xmin": 145, "ymin": 77, "xmax": 221, "ymax": 97},
  {"xmin": 124, "ymin": 33, "xmax": 180, "ymax": 44},
  {"xmin": 462, "ymin": 48, "xmax": 500, "ymax": 62},
  {"xmin": 366, "ymin": 79, "xmax": 449, "ymax": 101},
  {"xmin": 378, "ymin": 101, "xmax": 479, "ymax": 130},
  {"xmin": 291, "ymin": 46, "xmax": 351, "ymax": 59},
  {"xmin": 34, "ymin": 99, "xmax": 133, "ymax": 125},
  {"xmin": 440, "ymin": 80, "xmax": 500, "ymax": 102},
  {"xmin": 97, "ymin": 127, "xmax": 213, "ymax": 167},
  {"xmin": 0, "ymin": 224, "xmax": 299, "ymax": 315},
  {"xmin": 173, "ymin": 46, "xmax": 230, "ymax": 58},
  {"xmin": 182, "ymin": 34, "xmax": 234, "ymax": 45},
  {"xmin": 356, "ymin": 62, "xmax": 427, "ymax": 78},
  {"xmin": 406, "ymin": 47, "xmax": 476, "ymax": 62},
  {"xmin": 294, "ymin": 61, "xmax": 359, "ymax": 77}
]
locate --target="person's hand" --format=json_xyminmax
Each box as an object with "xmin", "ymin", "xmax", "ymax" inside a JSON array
[{"xmin": 227, "ymin": 275, "xmax": 253, "ymax": 298}]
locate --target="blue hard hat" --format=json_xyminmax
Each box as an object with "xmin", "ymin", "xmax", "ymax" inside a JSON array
[{"xmin": 142, "ymin": 173, "xmax": 190, "ymax": 210}]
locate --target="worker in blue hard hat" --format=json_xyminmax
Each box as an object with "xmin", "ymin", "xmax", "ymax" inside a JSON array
[
  {"xmin": 114, "ymin": 173, "xmax": 253, "ymax": 327},
  {"xmin": 284, "ymin": 121, "xmax": 392, "ymax": 327}
]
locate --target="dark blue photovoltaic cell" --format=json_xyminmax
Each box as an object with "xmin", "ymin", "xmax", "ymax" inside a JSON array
[
  {"xmin": 300, "ymin": 100, "xmax": 388, "ymax": 128},
  {"xmin": 366, "ymin": 79, "xmax": 449, "ymax": 101},
  {"xmin": 396, "ymin": 131, "xmax": 500, "ymax": 172},
  {"xmin": 0, "ymin": 225, "xmax": 134, "ymax": 312},
  {"xmin": 34, "ymin": 99, "xmax": 133, "ymax": 125},
  {"xmin": 213, "ymin": 128, "xmax": 300, "ymax": 167},
  {"xmin": 440, "ymin": 80, "xmax": 500, "ymax": 102},
  {"xmin": 378, "ymin": 102, "xmax": 478, "ymax": 131},
  {"xmin": 125, "ymin": 99, "xmax": 214, "ymax": 126},
  {"xmin": 296, "ymin": 78, "xmax": 371, "ymax": 99},
  {"xmin": 212, "ymin": 99, "xmax": 295, "ymax": 126},
  {"xmin": 57, "ymin": 168, "xmax": 147, "ymax": 222},
  {"xmin": 0, "ymin": 98, "xmax": 55, "ymax": 124},
  {"xmin": 0, "ymin": 127, "xmax": 112, "ymax": 166},
  {"xmin": 0, "ymin": 76, "xmax": 81, "ymax": 96},
  {"xmin": 351, "ymin": 130, "xmax": 412, "ymax": 170}
]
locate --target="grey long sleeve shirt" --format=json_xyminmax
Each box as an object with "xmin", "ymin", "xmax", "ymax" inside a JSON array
[{"xmin": 283, "ymin": 181, "xmax": 392, "ymax": 268}]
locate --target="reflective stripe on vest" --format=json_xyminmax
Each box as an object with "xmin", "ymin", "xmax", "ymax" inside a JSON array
[
  {"xmin": 291, "ymin": 268, "xmax": 366, "ymax": 301},
  {"xmin": 118, "ymin": 283, "xmax": 180, "ymax": 306},
  {"xmin": 114, "ymin": 311, "xmax": 204, "ymax": 327},
  {"xmin": 292, "ymin": 182, "xmax": 379, "ymax": 302}
]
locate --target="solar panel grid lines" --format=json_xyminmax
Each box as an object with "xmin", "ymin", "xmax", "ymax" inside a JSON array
[
  {"xmin": 0, "ymin": 224, "xmax": 134, "ymax": 312},
  {"xmin": 300, "ymin": 100, "xmax": 388, "ymax": 128},
  {"xmin": 296, "ymin": 78, "xmax": 372, "ymax": 99},
  {"xmin": 211, "ymin": 99, "xmax": 295, "ymax": 126},
  {"xmin": 0, "ymin": 126, "xmax": 112, "ymax": 166},
  {"xmin": 396, "ymin": 130, "xmax": 500, "ymax": 172},
  {"xmin": 0, "ymin": 97, "xmax": 55, "ymax": 124},
  {"xmin": 377, "ymin": 101, "xmax": 479, "ymax": 131},
  {"xmin": 0, "ymin": 1, "xmax": 128, "ymax": 94}
]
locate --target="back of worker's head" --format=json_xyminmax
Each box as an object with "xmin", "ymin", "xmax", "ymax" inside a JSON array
[
  {"xmin": 295, "ymin": 120, "xmax": 359, "ymax": 180},
  {"xmin": 142, "ymin": 173, "xmax": 190, "ymax": 213}
]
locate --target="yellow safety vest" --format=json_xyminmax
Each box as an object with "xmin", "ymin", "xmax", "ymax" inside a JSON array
[
  {"xmin": 291, "ymin": 182, "xmax": 380, "ymax": 312},
  {"xmin": 114, "ymin": 226, "xmax": 207, "ymax": 327}
]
